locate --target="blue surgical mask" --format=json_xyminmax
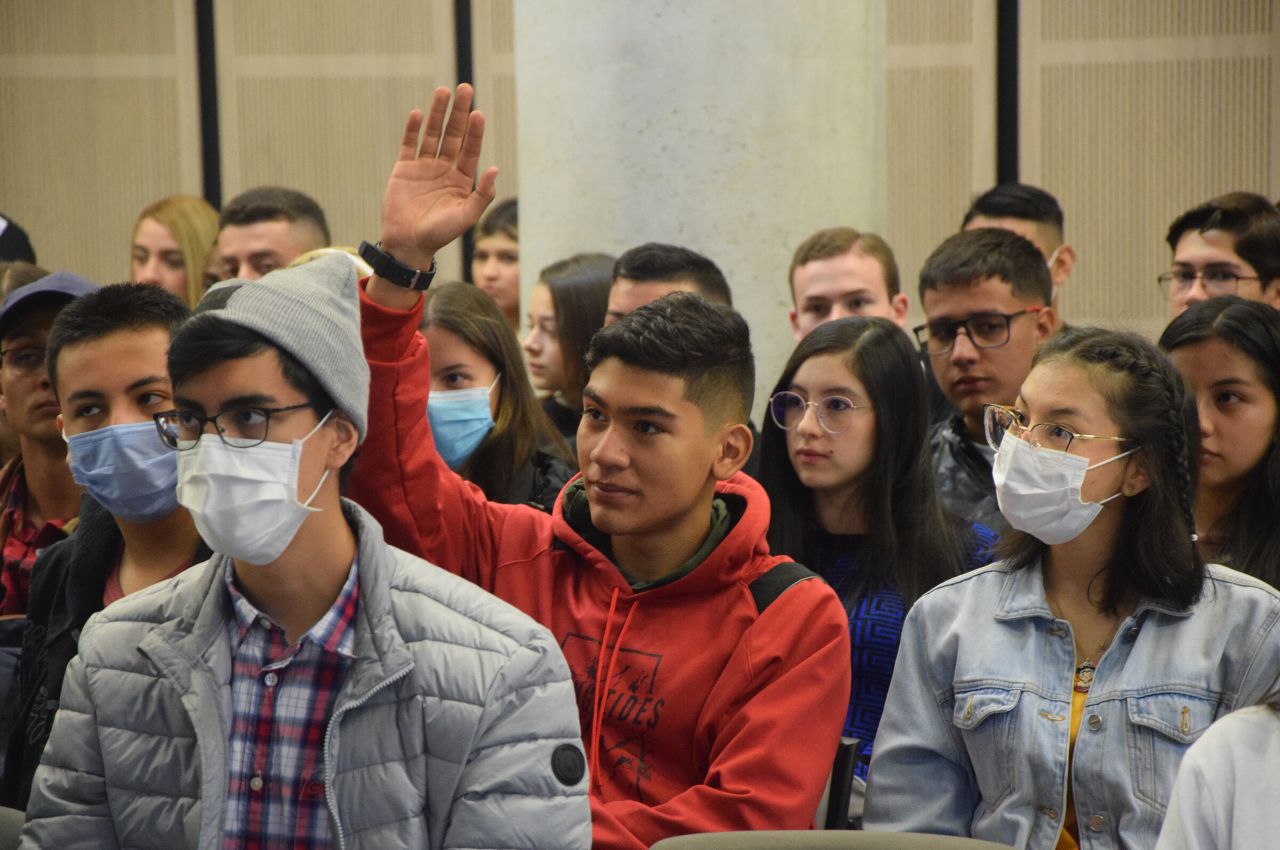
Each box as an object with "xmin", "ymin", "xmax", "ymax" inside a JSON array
[
  {"xmin": 66, "ymin": 421, "xmax": 180, "ymax": 523},
  {"xmin": 428, "ymin": 376, "xmax": 498, "ymax": 471}
]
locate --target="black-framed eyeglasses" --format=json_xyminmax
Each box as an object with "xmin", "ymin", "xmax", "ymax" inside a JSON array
[
  {"xmin": 913, "ymin": 307, "xmax": 1043, "ymax": 355},
  {"xmin": 1157, "ymin": 269, "xmax": 1259, "ymax": 300},
  {"xmin": 768, "ymin": 391, "xmax": 871, "ymax": 435},
  {"xmin": 0, "ymin": 346, "xmax": 47, "ymax": 375},
  {"xmin": 983, "ymin": 403, "xmax": 1129, "ymax": 455},
  {"xmin": 153, "ymin": 403, "xmax": 315, "ymax": 450}
]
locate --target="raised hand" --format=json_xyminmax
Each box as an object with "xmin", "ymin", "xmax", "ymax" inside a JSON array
[{"xmin": 378, "ymin": 84, "xmax": 499, "ymax": 271}]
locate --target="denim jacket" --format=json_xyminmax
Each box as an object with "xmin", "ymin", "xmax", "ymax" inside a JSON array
[{"xmin": 864, "ymin": 561, "xmax": 1280, "ymax": 850}]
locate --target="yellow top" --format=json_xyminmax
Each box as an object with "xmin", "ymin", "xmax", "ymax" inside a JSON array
[{"xmin": 1055, "ymin": 687, "xmax": 1088, "ymax": 850}]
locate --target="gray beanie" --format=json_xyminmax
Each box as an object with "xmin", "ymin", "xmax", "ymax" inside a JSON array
[{"xmin": 199, "ymin": 253, "xmax": 369, "ymax": 441}]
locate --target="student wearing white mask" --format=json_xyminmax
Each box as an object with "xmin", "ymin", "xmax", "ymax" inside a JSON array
[
  {"xmin": 19, "ymin": 255, "xmax": 590, "ymax": 849},
  {"xmin": 865, "ymin": 327, "xmax": 1280, "ymax": 850}
]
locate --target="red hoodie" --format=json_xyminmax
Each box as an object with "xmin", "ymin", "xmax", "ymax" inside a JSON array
[{"xmin": 349, "ymin": 282, "xmax": 851, "ymax": 850}]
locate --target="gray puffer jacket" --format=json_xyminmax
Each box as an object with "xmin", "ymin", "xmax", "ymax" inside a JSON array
[{"xmin": 19, "ymin": 500, "xmax": 591, "ymax": 850}]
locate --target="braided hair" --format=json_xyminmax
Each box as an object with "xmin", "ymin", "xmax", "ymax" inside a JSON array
[{"xmin": 997, "ymin": 327, "xmax": 1205, "ymax": 612}]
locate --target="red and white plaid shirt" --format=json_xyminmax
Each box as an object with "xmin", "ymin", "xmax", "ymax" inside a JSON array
[{"xmin": 221, "ymin": 560, "xmax": 358, "ymax": 850}]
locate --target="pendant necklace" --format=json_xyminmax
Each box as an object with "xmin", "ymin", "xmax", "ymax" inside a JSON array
[{"xmin": 1048, "ymin": 596, "xmax": 1117, "ymax": 694}]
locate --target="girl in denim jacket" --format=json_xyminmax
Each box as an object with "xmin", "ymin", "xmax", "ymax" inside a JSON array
[{"xmin": 865, "ymin": 328, "xmax": 1280, "ymax": 849}]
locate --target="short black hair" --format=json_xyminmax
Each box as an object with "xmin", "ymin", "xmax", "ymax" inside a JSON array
[
  {"xmin": 918, "ymin": 228, "xmax": 1053, "ymax": 305},
  {"xmin": 584, "ymin": 291, "xmax": 753, "ymax": 425},
  {"xmin": 962, "ymin": 183, "xmax": 1065, "ymax": 235},
  {"xmin": 218, "ymin": 186, "xmax": 331, "ymax": 245},
  {"xmin": 47, "ymin": 283, "xmax": 190, "ymax": 396},
  {"xmin": 612, "ymin": 243, "xmax": 733, "ymax": 307},
  {"xmin": 1166, "ymin": 193, "xmax": 1280, "ymax": 289}
]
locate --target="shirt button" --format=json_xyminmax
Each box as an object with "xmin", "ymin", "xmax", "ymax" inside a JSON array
[
  {"xmin": 1087, "ymin": 714, "xmax": 1102, "ymax": 731},
  {"xmin": 263, "ymin": 672, "xmax": 278, "ymax": 688},
  {"xmin": 1088, "ymin": 814, "xmax": 1106, "ymax": 832},
  {"xmin": 1038, "ymin": 807, "xmax": 1059, "ymax": 820},
  {"xmin": 249, "ymin": 775, "xmax": 264, "ymax": 792}
]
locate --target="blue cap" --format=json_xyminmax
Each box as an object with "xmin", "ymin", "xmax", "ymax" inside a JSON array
[{"xmin": 0, "ymin": 272, "xmax": 98, "ymax": 337}]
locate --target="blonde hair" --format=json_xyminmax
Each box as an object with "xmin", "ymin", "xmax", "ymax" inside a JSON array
[{"xmin": 132, "ymin": 195, "xmax": 219, "ymax": 307}]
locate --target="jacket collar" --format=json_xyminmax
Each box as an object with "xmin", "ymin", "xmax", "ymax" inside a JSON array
[
  {"xmin": 992, "ymin": 559, "xmax": 1195, "ymax": 622},
  {"xmin": 148, "ymin": 499, "xmax": 415, "ymax": 699}
]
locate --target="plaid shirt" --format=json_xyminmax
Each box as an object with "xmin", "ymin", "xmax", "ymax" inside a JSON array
[
  {"xmin": 0, "ymin": 460, "xmax": 70, "ymax": 615},
  {"xmin": 221, "ymin": 560, "xmax": 359, "ymax": 850}
]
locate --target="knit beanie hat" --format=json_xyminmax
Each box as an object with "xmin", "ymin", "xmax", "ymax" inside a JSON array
[{"xmin": 197, "ymin": 253, "xmax": 368, "ymax": 442}]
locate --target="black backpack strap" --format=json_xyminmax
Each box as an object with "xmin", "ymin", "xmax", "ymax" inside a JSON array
[{"xmin": 748, "ymin": 561, "xmax": 819, "ymax": 614}]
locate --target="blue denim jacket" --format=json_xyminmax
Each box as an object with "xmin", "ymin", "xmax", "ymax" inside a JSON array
[{"xmin": 864, "ymin": 561, "xmax": 1280, "ymax": 850}]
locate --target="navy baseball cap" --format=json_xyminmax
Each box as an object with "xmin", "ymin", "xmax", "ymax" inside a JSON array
[{"xmin": 0, "ymin": 272, "xmax": 98, "ymax": 338}]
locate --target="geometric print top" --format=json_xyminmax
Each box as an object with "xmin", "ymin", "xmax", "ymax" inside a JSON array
[
  {"xmin": 221, "ymin": 559, "xmax": 359, "ymax": 850},
  {"xmin": 812, "ymin": 524, "xmax": 998, "ymax": 779}
]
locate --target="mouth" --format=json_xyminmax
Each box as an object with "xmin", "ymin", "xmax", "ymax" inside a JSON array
[
  {"xmin": 952, "ymin": 376, "xmax": 988, "ymax": 394},
  {"xmin": 587, "ymin": 480, "xmax": 637, "ymax": 503},
  {"xmin": 794, "ymin": 448, "xmax": 828, "ymax": 464}
]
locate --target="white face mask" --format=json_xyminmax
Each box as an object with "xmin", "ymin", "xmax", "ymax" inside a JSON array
[
  {"xmin": 176, "ymin": 412, "xmax": 332, "ymax": 565},
  {"xmin": 993, "ymin": 435, "xmax": 1137, "ymax": 545}
]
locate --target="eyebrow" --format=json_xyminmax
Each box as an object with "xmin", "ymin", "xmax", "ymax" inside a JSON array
[
  {"xmin": 62, "ymin": 377, "xmax": 166, "ymax": 406},
  {"xmin": 173, "ymin": 392, "xmax": 277, "ymax": 413},
  {"xmin": 431, "ymin": 362, "xmax": 471, "ymax": 376},
  {"xmin": 1210, "ymin": 377, "xmax": 1252, "ymax": 389},
  {"xmin": 582, "ymin": 388, "xmax": 677, "ymax": 419},
  {"xmin": 789, "ymin": 382, "xmax": 861, "ymax": 397}
]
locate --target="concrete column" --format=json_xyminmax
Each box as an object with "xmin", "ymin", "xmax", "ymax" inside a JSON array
[{"xmin": 513, "ymin": 0, "xmax": 885, "ymax": 420}]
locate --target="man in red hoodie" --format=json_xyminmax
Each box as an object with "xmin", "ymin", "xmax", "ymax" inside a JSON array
[{"xmin": 349, "ymin": 84, "xmax": 851, "ymax": 849}]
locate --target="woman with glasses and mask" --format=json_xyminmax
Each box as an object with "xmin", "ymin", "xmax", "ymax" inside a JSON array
[
  {"xmin": 864, "ymin": 327, "xmax": 1280, "ymax": 850},
  {"xmin": 759, "ymin": 317, "xmax": 997, "ymax": 793},
  {"xmin": 1159, "ymin": 296, "xmax": 1280, "ymax": 587}
]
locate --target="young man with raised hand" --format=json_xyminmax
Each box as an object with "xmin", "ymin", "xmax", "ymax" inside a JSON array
[
  {"xmin": 916, "ymin": 228, "xmax": 1056, "ymax": 533},
  {"xmin": 349, "ymin": 84, "xmax": 851, "ymax": 850},
  {"xmin": 20, "ymin": 255, "xmax": 589, "ymax": 849},
  {"xmin": 0, "ymin": 284, "xmax": 209, "ymax": 810}
]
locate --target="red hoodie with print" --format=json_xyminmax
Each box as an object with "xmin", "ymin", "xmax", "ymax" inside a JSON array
[{"xmin": 349, "ymin": 282, "xmax": 851, "ymax": 850}]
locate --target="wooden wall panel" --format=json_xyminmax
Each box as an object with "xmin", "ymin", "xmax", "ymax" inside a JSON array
[
  {"xmin": 214, "ymin": 0, "xmax": 461, "ymax": 277},
  {"xmin": 1021, "ymin": 0, "xmax": 1279, "ymax": 339},
  {"xmin": 471, "ymin": 0, "xmax": 520, "ymax": 231},
  {"xmin": 886, "ymin": 0, "xmax": 997, "ymax": 327},
  {"xmin": 0, "ymin": 0, "xmax": 200, "ymax": 282}
]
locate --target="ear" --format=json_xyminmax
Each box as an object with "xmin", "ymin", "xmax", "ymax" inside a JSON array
[
  {"xmin": 1033, "ymin": 305, "xmax": 1057, "ymax": 345},
  {"xmin": 325, "ymin": 414, "xmax": 360, "ymax": 471},
  {"xmin": 1262, "ymin": 279, "xmax": 1280, "ymax": 310},
  {"xmin": 711, "ymin": 422, "xmax": 753, "ymax": 482},
  {"xmin": 55, "ymin": 413, "xmax": 63, "ymax": 435},
  {"xmin": 788, "ymin": 307, "xmax": 803, "ymax": 342},
  {"xmin": 1121, "ymin": 451, "xmax": 1151, "ymax": 498},
  {"xmin": 1051, "ymin": 244, "xmax": 1076, "ymax": 287},
  {"xmin": 890, "ymin": 293, "xmax": 910, "ymax": 328}
]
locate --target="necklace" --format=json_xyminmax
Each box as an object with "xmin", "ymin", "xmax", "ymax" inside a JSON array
[{"xmin": 1046, "ymin": 596, "xmax": 1118, "ymax": 694}]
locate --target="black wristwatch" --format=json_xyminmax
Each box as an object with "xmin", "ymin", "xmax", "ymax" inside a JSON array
[{"xmin": 358, "ymin": 240, "xmax": 437, "ymax": 291}]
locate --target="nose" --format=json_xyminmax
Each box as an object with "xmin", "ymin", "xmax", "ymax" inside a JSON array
[
  {"xmin": 1196, "ymin": 397, "xmax": 1214, "ymax": 438},
  {"xmin": 586, "ymin": 422, "xmax": 628, "ymax": 470},
  {"xmin": 477, "ymin": 257, "xmax": 499, "ymax": 281},
  {"xmin": 236, "ymin": 261, "xmax": 261, "ymax": 281},
  {"xmin": 829, "ymin": 303, "xmax": 855, "ymax": 321},
  {"xmin": 1183, "ymin": 277, "xmax": 1210, "ymax": 308},
  {"xmin": 137, "ymin": 257, "xmax": 161, "ymax": 283},
  {"xmin": 522, "ymin": 327, "xmax": 540, "ymax": 356},
  {"xmin": 795, "ymin": 402, "xmax": 825, "ymax": 437},
  {"xmin": 949, "ymin": 328, "xmax": 980, "ymax": 364}
]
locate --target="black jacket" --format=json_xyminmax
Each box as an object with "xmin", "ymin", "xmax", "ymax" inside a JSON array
[{"xmin": 0, "ymin": 496, "xmax": 209, "ymax": 808}]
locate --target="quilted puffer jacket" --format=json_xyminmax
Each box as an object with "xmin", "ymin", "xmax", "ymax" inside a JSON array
[{"xmin": 19, "ymin": 500, "xmax": 591, "ymax": 850}]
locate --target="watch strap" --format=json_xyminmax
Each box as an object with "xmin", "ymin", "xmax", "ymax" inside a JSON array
[{"xmin": 358, "ymin": 240, "xmax": 437, "ymax": 291}]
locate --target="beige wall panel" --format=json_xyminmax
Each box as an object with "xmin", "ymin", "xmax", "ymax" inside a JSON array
[
  {"xmin": 0, "ymin": 0, "xmax": 201, "ymax": 281},
  {"xmin": 471, "ymin": 0, "xmax": 519, "ymax": 221},
  {"xmin": 1037, "ymin": 57, "xmax": 1272, "ymax": 338},
  {"xmin": 885, "ymin": 0, "xmax": 996, "ymax": 328},
  {"xmin": 1041, "ymin": 0, "xmax": 1271, "ymax": 40},
  {"xmin": 886, "ymin": 66, "xmax": 975, "ymax": 317},
  {"xmin": 888, "ymin": 0, "xmax": 974, "ymax": 44},
  {"xmin": 0, "ymin": 0, "xmax": 177, "ymax": 55},
  {"xmin": 0, "ymin": 77, "xmax": 184, "ymax": 281},
  {"xmin": 215, "ymin": 0, "xmax": 461, "ymax": 278},
  {"xmin": 1022, "ymin": 0, "xmax": 1279, "ymax": 340}
]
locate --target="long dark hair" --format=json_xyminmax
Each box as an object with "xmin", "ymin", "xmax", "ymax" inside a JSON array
[
  {"xmin": 760, "ymin": 318, "xmax": 966, "ymax": 605},
  {"xmin": 423, "ymin": 282, "xmax": 573, "ymax": 500},
  {"xmin": 1159, "ymin": 296, "xmax": 1280, "ymax": 585},
  {"xmin": 539, "ymin": 253, "xmax": 614, "ymax": 409},
  {"xmin": 998, "ymin": 327, "xmax": 1205, "ymax": 611}
]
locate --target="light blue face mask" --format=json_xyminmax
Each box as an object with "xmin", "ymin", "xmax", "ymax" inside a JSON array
[
  {"xmin": 427, "ymin": 376, "xmax": 498, "ymax": 471},
  {"xmin": 66, "ymin": 420, "xmax": 180, "ymax": 523}
]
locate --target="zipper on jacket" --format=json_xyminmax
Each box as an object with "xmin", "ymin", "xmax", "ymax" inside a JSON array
[{"xmin": 322, "ymin": 664, "xmax": 413, "ymax": 850}]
